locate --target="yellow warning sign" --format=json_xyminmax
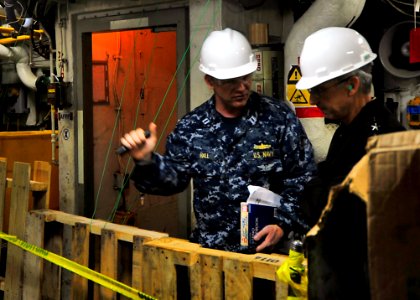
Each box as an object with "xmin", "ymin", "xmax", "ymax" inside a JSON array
[{"xmin": 286, "ymin": 65, "xmax": 311, "ymax": 107}]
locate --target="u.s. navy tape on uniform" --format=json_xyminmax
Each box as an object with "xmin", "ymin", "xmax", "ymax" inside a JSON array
[{"xmin": 0, "ymin": 232, "xmax": 157, "ymax": 300}]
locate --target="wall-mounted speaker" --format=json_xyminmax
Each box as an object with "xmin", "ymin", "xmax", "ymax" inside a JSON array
[{"xmin": 379, "ymin": 21, "xmax": 420, "ymax": 78}]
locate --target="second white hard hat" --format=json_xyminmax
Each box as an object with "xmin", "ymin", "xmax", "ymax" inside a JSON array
[
  {"xmin": 296, "ymin": 27, "xmax": 377, "ymax": 90},
  {"xmin": 199, "ymin": 28, "xmax": 257, "ymax": 80}
]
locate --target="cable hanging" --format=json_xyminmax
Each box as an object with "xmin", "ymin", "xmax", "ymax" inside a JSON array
[{"xmin": 91, "ymin": 0, "xmax": 223, "ymax": 225}]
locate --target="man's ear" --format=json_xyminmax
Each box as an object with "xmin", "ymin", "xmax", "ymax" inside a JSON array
[
  {"xmin": 347, "ymin": 76, "xmax": 359, "ymax": 95},
  {"xmin": 204, "ymin": 74, "xmax": 214, "ymax": 88}
]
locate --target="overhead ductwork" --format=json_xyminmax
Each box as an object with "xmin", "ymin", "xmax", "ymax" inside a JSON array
[
  {"xmin": 0, "ymin": 44, "xmax": 40, "ymax": 90},
  {"xmin": 0, "ymin": 43, "xmax": 46, "ymax": 126}
]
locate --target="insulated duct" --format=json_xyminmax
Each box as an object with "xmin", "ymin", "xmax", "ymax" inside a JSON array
[
  {"xmin": 0, "ymin": 44, "xmax": 44, "ymax": 126},
  {"xmin": 284, "ymin": 0, "xmax": 366, "ymax": 162},
  {"xmin": 0, "ymin": 44, "xmax": 39, "ymax": 90}
]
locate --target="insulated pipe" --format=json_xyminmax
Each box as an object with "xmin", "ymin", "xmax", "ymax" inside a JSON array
[
  {"xmin": 22, "ymin": 17, "xmax": 33, "ymax": 28},
  {"xmin": 0, "ymin": 44, "xmax": 38, "ymax": 90},
  {"xmin": 284, "ymin": 0, "xmax": 366, "ymax": 162}
]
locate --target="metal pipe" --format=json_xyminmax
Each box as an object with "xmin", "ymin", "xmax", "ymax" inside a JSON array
[{"xmin": 42, "ymin": 24, "xmax": 59, "ymax": 165}]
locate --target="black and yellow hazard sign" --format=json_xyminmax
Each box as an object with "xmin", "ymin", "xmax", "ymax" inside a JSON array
[{"xmin": 286, "ymin": 65, "xmax": 311, "ymax": 107}]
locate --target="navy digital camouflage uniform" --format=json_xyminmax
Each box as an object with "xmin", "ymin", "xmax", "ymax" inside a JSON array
[{"xmin": 131, "ymin": 91, "xmax": 317, "ymax": 252}]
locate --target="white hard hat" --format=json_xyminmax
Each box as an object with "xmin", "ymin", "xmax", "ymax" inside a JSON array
[
  {"xmin": 296, "ymin": 27, "xmax": 377, "ymax": 90},
  {"xmin": 199, "ymin": 28, "xmax": 257, "ymax": 79}
]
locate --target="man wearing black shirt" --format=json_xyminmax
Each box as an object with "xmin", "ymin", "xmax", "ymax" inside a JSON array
[
  {"xmin": 296, "ymin": 27, "xmax": 405, "ymax": 227},
  {"xmin": 296, "ymin": 27, "xmax": 406, "ymax": 300}
]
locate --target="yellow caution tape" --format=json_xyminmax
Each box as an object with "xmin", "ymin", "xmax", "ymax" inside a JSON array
[{"xmin": 0, "ymin": 232, "xmax": 157, "ymax": 300}]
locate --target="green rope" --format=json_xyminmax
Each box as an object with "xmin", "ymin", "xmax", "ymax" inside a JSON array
[
  {"xmin": 91, "ymin": 31, "xmax": 138, "ymax": 222},
  {"xmin": 122, "ymin": 0, "xmax": 223, "ymax": 219},
  {"xmin": 110, "ymin": 32, "xmax": 159, "ymax": 223},
  {"xmin": 93, "ymin": 0, "xmax": 223, "ymax": 224}
]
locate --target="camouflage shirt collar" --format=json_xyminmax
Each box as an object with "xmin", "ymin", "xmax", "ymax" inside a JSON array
[{"xmin": 203, "ymin": 92, "xmax": 259, "ymax": 127}]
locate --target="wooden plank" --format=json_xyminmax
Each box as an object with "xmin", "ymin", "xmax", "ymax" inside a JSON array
[
  {"xmin": 142, "ymin": 245, "xmax": 161, "ymax": 298},
  {"xmin": 224, "ymin": 256, "xmax": 254, "ymax": 300},
  {"xmin": 0, "ymin": 159, "xmax": 6, "ymax": 232},
  {"xmin": 132, "ymin": 235, "xmax": 151, "ymax": 292},
  {"xmin": 0, "ymin": 159, "xmax": 7, "ymax": 273},
  {"xmin": 160, "ymin": 249, "xmax": 179, "ymax": 299},
  {"xmin": 93, "ymin": 236, "xmax": 101, "ymax": 300},
  {"xmin": 71, "ymin": 222, "xmax": 90, "ymax": 300},
  {"xmin": 32, "ymin": 161, "xmax": 51, "ymax": 209},
  {"xmin": 20, "ymin": 208, "xmax": 291, "ymax": 299},
  {"xmin": 100, "ymin": 228, "xmax": 117, "ymax": 299},
  {"xmin": 41, "ymin": 222, "xmax": 63, "ymax": 300},
  {"xmin": 276, "ymin": 274, "xmax": 289, "ymax": 300},
  {"xmin": 6, "ymin": 178, "xmax": 48, "ymax": 191},
  {"xmin": 142, "ymin": 237, "xmax": 201, "ymax": 299},
  {"xmin": 23, "ymin": 211, "xmax": 45, "ymax": 300},
  {"xmin": 30, "ymin": 209, "xmax": 168, "ymax": 242},
  {"xmin": 119, "ymin": 240, "xmax": 133, "ymax": 300},
  {"xmin": 252, "ymin": 253, "xmax": 287, "ymax": 280},
  {"xmin": 4, "ymin": 162, "xmax": 31, "ymax": 300},
  {"xmin": 190, "ymin": 252, "xmax": 224, "ymax": 299}
]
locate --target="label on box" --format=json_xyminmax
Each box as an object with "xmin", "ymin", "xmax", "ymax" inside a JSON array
[
  {"xmin": 253, "ymin": 49, "xmax": 281, "ymax": 80},
  {"xmin": 240, "ymin": 202, "xmax": 249, "ymax": 247},
  {"xmin": 240, "ymin": 202, "xmax": 278, "ymax": 249}
]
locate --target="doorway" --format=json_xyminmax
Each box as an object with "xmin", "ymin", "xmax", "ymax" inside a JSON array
[
  {"xmin": 74, "ymin": 7, "xmax": 190, "ymax": 239},
  {"xmin": 91, "ymin": 28, "xmax": 179, "ymax": 233}
]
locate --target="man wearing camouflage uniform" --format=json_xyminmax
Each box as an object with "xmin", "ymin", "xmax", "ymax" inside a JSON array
[{"xmin": 120, "ymin": 28, "xmax": 317, "ymax": 253}]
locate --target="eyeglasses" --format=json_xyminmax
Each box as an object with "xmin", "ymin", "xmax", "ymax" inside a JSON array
[
  {"xmin": 214, "ymin": 74, "xmax": 253, "ymax": 87},
  {"xmin": 308, "ymin": 76, "xmax": 351, "ymax": 97}
]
